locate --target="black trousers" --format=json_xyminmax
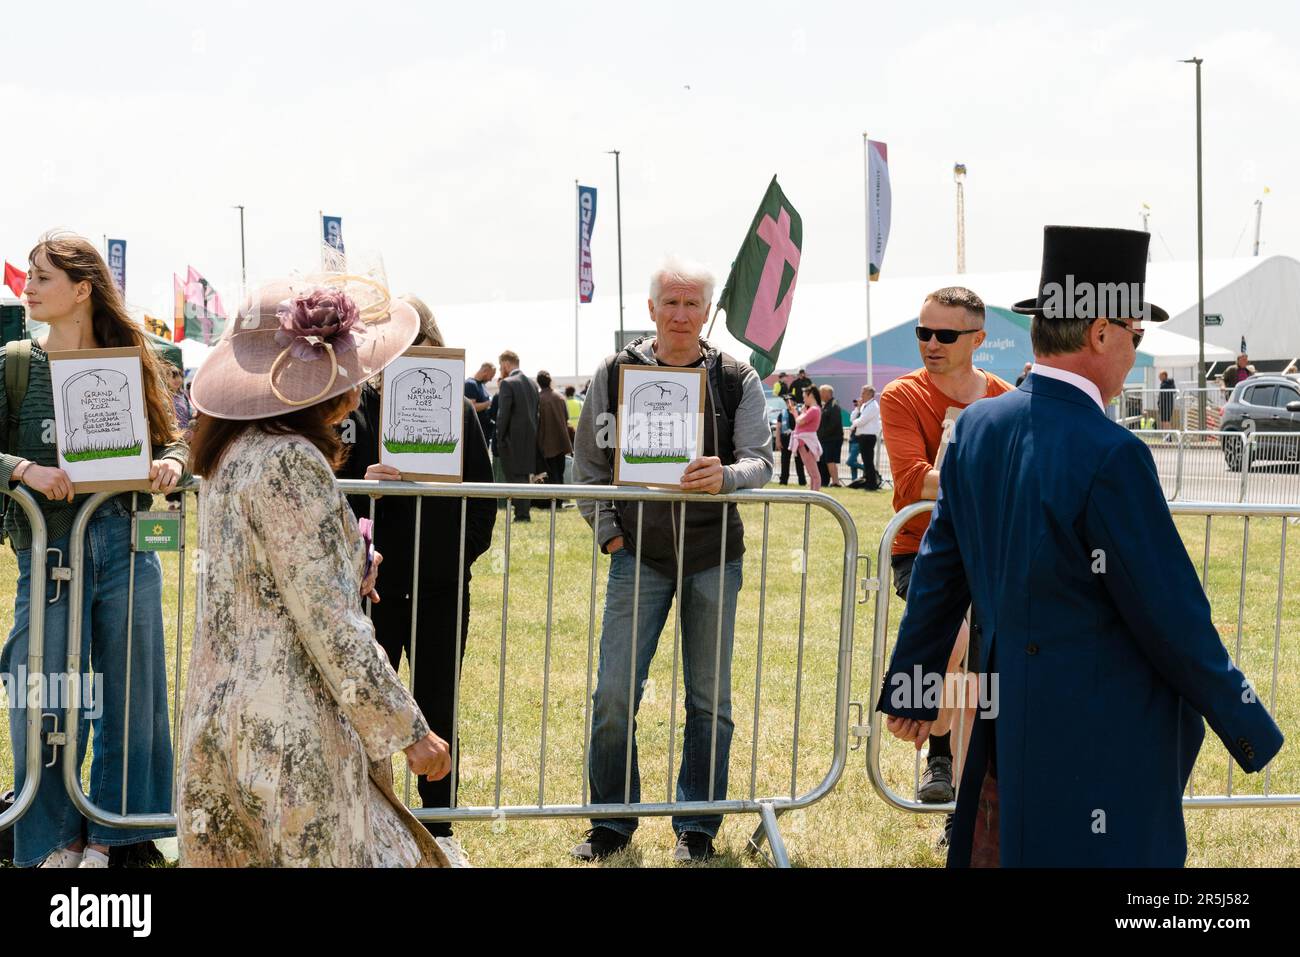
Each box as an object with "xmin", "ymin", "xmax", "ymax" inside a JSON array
[
  {"xmin": 371, "ymin": 580, "xmax": 471, "ymax": 837},
  {"xmin": 505, "ymin": 468, "xmax": 532, "ymax": 519},
  {"xmin": 544, "ymin": 453, "xmax": 567, "ymax": 486},
  {"xmin": 779, "ymin": 444, "xmax": 807, "ymax": 485},
  {"xmin": 859, "ymin": 434, "xmax": 880, "ymax": 489},
  {"xmin": 538, "ymin": 453, "xmax": 568, "ymax": 508}
]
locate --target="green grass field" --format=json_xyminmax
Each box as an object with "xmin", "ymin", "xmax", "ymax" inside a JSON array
[{"xmin": 1, "ymin": 484, "xmax": 1297, "ymax": 867}]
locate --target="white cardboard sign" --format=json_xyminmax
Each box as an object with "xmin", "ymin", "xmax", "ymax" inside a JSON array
[
  {"xmin": 613, "ymin": 363, "xmax": 706, "ymax": 489},
  {"xmin": 48, "ymin": 346, "xmax": 153, "ymax": 492},
  {"xmin": 378, "ymin": 346, "xmax": 466, "ymax": 482}
]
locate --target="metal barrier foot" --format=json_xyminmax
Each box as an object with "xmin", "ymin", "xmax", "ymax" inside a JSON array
[{"xmin": 746, "ymin": 803, "xmax": 791, "ymax": 868}]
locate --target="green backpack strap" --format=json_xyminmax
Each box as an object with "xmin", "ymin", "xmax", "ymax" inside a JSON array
[
  {"xmin": 4, "ymin": 339, "xmax": 32, "ymax": 457},
  {"xmin": 2, "ymin": 339, "xmax": 32, "ymax": 545}
]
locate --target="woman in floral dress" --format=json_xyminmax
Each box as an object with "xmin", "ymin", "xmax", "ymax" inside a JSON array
[{"xmin": 179, "ymin": 275, "xmax": 451, "ymax": 867}]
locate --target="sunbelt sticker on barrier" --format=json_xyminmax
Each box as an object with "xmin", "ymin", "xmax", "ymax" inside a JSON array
[{"xmin": 135, "ymin": 511, "xmax": 181, "ymax": 552}]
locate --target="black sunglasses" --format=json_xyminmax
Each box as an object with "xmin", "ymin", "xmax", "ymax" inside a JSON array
[
  {"xmin": 1105, "ymin": 318, "xmax": 1144, "ymax": 349},
  {"xmin": 915, "ymin": 326, "xmax": 980, "ymax": 344}
]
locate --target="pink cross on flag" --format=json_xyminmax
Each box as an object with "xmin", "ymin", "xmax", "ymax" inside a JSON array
[
  {"xmin": 716, "ymin": 176, "xmax": 802, "ymax": 379},
  {"xmin": 182, "ymin": 266, "xmax": 228, "ymax": 345}
]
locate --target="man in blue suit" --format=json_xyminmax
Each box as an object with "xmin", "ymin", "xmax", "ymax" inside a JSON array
[{"xmin": 877, "ymin": 226, "xmax": 1284, "ymax": 866}]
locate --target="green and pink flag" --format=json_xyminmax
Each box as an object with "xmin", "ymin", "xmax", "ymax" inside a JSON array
[
  {"xmin": 181, "ymin": 266, "xmax": 227, "ymax": 345},
  {"xmin": 716, "ymin": 176, "xmax": 802, "ymax": 379}
]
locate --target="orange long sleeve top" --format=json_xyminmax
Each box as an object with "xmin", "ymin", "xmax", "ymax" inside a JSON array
[{"xmin": 879, "ymin": 368, "xmax": 1013, "ymax": 556}]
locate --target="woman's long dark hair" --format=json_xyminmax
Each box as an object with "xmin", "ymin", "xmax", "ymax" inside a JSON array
[
  {"xmin": 30, "ymin": 232, "xmax": 180, "ymax": 448},
  {"xmin": 189, "ymin": 392, "xmax": 354, "ymax": 478}
]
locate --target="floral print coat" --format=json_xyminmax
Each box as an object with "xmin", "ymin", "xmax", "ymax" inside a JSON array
[{"xmin": 177, "ymin": 429, "xmax": 447, "ymax": 867}]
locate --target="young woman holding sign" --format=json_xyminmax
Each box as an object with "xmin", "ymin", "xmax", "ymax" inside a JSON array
[{"xmin": 0, "ymin": 232, "xmax": 186, "ymax": 868}]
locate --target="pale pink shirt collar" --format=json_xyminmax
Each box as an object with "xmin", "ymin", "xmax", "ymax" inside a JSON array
[{"xmin": 1029, "ymin": 363, "xmax": 1105, "ymax": 412}]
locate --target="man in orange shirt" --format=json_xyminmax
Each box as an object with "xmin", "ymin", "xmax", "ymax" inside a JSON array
[{"xmin": 879, "ymin": 286, "xmax": 1013, "ymax": 832}]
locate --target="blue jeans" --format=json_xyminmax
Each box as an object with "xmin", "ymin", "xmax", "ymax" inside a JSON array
[
  {"xmin": 0, "ymin": 499, "xmax": 174, "ymax": 866},
  {"xmin": 588, "ymin": 548, "xmax": 743, "ymax": 839},
  {"xmin": 847, "ymin": 437, "xmax": 862, "ymax": 482}
]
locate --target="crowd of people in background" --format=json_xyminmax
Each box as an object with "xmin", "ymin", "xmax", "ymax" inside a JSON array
[{"xmin": 772, "ymin": 369, "xmax": 885, "ymax": 492}]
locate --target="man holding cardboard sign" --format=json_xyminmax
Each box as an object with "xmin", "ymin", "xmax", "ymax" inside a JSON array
[{"xmin": 571, "ymin": 256, "xmax": 772, "ymax": 863}]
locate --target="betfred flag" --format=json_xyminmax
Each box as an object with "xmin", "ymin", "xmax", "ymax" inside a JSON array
[
  {"xmin": 3, "ymin": 261, "xmax": 25, "ymax": 298},
  {"xmin": 716, "ymin": 176, "xmax": 802, "ymax": 379},
  {"xmin": 866, "ymin": 139, "xmax": 891, "ymax": 281},
  {"xmin": 578, "ymin": 185, "xmax": 597, "ymax": 303},
  {"xmin": 106, "ymin": 239, "xmax": 127, "ymax": 294}
]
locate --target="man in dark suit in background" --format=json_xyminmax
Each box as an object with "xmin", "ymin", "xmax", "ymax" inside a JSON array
[
  {"xmin": 878, "ymin": 226, "xmax": 1283, "ymax": 866},
  {"xmin": 496, "ymin": 349, "xmax": 539, "ymax": 522},
  {"xmin": 1158, "ymin": 369, "xmax": 1176, "ymax": 434}
]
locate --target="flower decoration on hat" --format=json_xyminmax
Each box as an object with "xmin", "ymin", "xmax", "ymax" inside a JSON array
[{"xmin": 275, "ymin": 288, "xmax": 360, "ymax": 361}]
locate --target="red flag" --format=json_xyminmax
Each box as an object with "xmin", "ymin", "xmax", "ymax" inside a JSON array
[
  {"xmin": 174, "ymin": 274, "xmax": 186, "ymax": 342},
  {"xmin": 3, "ymin": 261, "xmax": 25, "ymax": 298}
]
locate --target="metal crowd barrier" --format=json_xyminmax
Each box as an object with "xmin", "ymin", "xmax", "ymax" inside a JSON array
[
  {"xmin": 1121, "ymin": 386, "xmax": 1231, "ymax": 432},
  {"xmin": 0, "ymin": 486, "xmax": 53, "ymax": 835},
  {"xmin": 339, "ymin": 481, "xmax": 860, "ymax": 867},
  {"xmin": 7, "ymin": 480, "xmax": 859, "ymax": 868},
  {"xmin": 866, "ymin": 500, "xmax": 1300, "ymax": 814},
  {"xmin": 1129, "ymin": 430, "xmax": 1300, "ymax": 504}
]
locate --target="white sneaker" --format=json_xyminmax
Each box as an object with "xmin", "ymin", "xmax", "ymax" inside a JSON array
[
  {"xmin": 38, "ymin": 847, "xmax": 84, "ymax": 868},
  {"xmin": 434, "ymin": 835, "xmax": 473, "ymax": 868},
  {"xmin": 78, "ymin": 848, "xmax": 110, "ymax": 868}
]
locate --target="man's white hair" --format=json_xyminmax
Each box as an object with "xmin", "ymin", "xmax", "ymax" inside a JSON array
[{"xmin": 649, "ymin": 256, "xmax": 716, "ymax": 304}]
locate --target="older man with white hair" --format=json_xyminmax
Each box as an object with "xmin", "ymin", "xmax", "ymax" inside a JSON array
[{"xmin": 571, "ymin": 256, "xmax": 773, "ymax": 863}]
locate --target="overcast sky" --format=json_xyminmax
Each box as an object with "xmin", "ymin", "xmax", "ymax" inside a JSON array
[{"xmin": 3, "ymin": 0, "xmax": 1298, "ymax": 345}]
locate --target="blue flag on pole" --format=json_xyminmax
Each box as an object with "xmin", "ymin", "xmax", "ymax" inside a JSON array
[
  {"xmin": 322, "ymin": 216, "xmax": 344, "ymax": 254},
  {"xmin": 106, "ymin": 239, "xmax": 127, "ymax": 294},
  {"xmin": 578, "ymin": 186, "xmax": 597, "ymax": 303}
]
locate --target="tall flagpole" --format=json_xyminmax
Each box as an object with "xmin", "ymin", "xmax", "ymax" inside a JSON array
[
  {"xmin": 1252, "ymin": 189, "xmax": 1267, "ymax": 256},
  {"xmin": 233, "ymin": 204, "xmax": 247, "ymax": 299},
  {"xmin": 607, "ymin": 149, "xmax": 625, "ymax": 345},
  {"xmin": 954, "ymin": 163, "xmax": 967, "ymax": 274},
  {"xmin": 575, "ymin": 180, "xmax": 580, "ymax": 377},
  {"xmin": 862, "ymin": 133, "xmax": 874, "ymax": 390},
  {"xmin": 1180, "ymin": 57, "xmax": 1205, "ymax": 427}
]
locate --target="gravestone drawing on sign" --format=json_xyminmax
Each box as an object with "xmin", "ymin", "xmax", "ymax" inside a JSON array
[
  {"xmin": 61, "ymin": 369, "xmax": 141, "ymax": 462},
  {"xmin": 623, "ymin": 380, "xmax": 691, "ymax": 464},
  {"xmin": 384, "ymin": 367, "xmax": 459, "ymax": 454}
]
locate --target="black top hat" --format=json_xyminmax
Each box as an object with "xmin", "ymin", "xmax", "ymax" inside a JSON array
[{"xmin": 1012, "ymin": 225, "xmax": 1168, "ymax": 322}]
